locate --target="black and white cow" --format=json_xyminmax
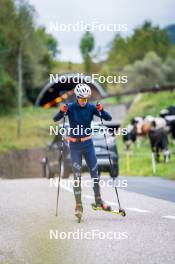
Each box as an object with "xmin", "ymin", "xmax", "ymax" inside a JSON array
[
  {"xmin": 123, "ymin": 124, "xmax": 137, "ymax": 150},
  {"xmin": 160, "ymin": 106, "xmax": 175, "ymax": 143},
  {"xmin": 160, "ymin": 106, "xmax": 175, "ymax": 118},
  {"xmin": 148, "ymin": 126, "xmax": 170, "ymax": 163}
]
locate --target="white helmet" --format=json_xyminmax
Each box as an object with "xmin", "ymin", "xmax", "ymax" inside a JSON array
[{"xmin": 74, "ymin": 84, "xmax": 91, "ymax": 98}]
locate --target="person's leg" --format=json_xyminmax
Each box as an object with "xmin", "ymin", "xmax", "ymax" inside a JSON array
[
  {"xmin": 83, "ymin": 141, "xmax": 102, "ymax": 204},
  {"xmin": 161, "ymin": 133, "xmax": 170, "ymax": 163},
  {"xmin": 83, "ymin": 142, "xmax": 111, "ymax": 211},
  {"xmin": 69, "ymin": 145, "xmax": 82, "ymax": 207}
]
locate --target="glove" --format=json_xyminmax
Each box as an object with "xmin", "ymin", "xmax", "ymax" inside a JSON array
[
  {"xmin": 96, "ymin": 103, "xmax": 103, "ymax": 112},
  {"xmin": 60, "ymin": 104, "xmax": 68, "ymax": 113}
]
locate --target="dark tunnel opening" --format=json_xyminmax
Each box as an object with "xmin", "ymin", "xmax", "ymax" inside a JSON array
[
  {"xmin": 35, "ymin": 73, "xmax": 107, "ymax": 108},
  {"xmin": 39, "ymin": 81, "xmax": 76, "ymax": 106}
]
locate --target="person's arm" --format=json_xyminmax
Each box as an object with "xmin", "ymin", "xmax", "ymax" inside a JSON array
[
  {"xmin": 93, "ymin": 103, "xmax": 112, "ymax": 121},
  {"xmin": 53, "ymin": 104, "xmax": 68, "ymax": 122}
]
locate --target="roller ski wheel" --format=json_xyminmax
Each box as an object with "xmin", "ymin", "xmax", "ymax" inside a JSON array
[
  {"xmin": 119, "ymin": 208, "xmax": 126, "ymax": 217},
  {"xmin": 75, "ymin": 204, "xmax": 83, "ymax": 223},
  {"xmin": 91, "ymin": 203, "xmax": 126, "ymax": 217}
]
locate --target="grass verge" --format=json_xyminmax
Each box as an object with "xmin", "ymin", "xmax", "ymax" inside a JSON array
[
  {"xmin": 0, "ymin": 106, "xmax": 57, "ymax": 153},
  {"xmin": 118, "ymin": 91, "xmax": 175, "ymax": 180}
]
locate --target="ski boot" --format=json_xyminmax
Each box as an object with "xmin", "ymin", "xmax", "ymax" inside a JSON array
[
  {"xmin": 75, "ymin": 203, "xmax": 83, "ymax": 223},
  {"xmin": 92, "ymin": 196, "xmax": 112, "ymax": 212},
  {"xmin": 92, "ymin": 199, "xmax": 126, "ymax": 217}
]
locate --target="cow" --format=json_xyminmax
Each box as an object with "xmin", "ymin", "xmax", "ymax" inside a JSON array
[
  {"xmin": 160, "ymin": 106, "xmax": 175, "ymax": 143},
  {"xmin": 160, "ymin": 106, "xmax": 175, "ymax": 118},
  {"xmin": 164, "ymin": 116, "xmax": 175, "ymax": 144},
  {"xmin": 148, "ymin": 125, "xmax": 170, "ymax": 163},
  {"xmin": 123, "ymin": 124, "xmax": 137, "ymax": 150},
  {"xmin": 124, "ymin": 115, "xmax": 171, "ymax": 160}
]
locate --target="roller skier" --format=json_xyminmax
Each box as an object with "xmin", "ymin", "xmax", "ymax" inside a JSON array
[{"xmin": 53, "ymin": 84, "xmax": 113, "ymax": 221}]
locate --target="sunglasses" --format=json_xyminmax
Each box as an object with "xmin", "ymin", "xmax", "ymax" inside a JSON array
[{"xmin": 78, "ymin": 98, "xmax": 88, "ymax": 103}]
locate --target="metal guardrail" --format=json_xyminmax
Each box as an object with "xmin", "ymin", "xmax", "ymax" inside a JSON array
[{"xmin": 102, "ymin": 84, "xmax": 175, "ymax": 99}]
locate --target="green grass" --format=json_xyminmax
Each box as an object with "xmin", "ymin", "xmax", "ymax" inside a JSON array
[
  {"xmin": 101, "ymin": 95, "xmax": 134, "ymax": 105},
  {"xmin": 119, "ymin": 91, "xmax": 175, "ymax": 180},
  {"xmin": 101, "ymin": 97, "xmax": 118, "ymax": 104},
  {"xmin": 1, "ymin": 91, "xmax": 175, "ymax": 180},
  {"xmin": 127, "ymin": 91, "xmax": 175, "ymax": 121},
  {"xmin": 0, "ymin": 106, "xmax": 57, "ymax": 153},
  {"xmin": 117, "ymin": 135, "xmax": 175, "ymax": 180},
  {"xmin": 53, "ymin": 61, "xmax": 84, "ymax": 73}
]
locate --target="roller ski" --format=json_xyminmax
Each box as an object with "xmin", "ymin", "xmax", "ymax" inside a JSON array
[
  {"xmin": 91, "ymin": 200, "xmax": 126, "ymax": 217},
  {"xmin": 75, "ymin": 203, "xmax": 83, "ymax": 223}
]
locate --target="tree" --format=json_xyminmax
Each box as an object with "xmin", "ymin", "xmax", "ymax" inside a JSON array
[
  {"xmin": 25, "ymin": 27, "xmax": 59, "ymax": 102},
  {"xmin": 80, "ymin": 31, "xmax": 94, "ymax": 73},
  {"xmin": 0, "ymin": 0, "xmax": 59, "ymax": 111},
  {"xmin": 128, "ymin": 21, "xmax": 172, "ymax": 61},
  {"xmin": 0, "ymin": 66, "xmax": 16, "ymax": 112},
  {"xmin": 107, "ymin": 21, "xmax": 172, "ymax": 72},
  {"xmin": 164, "ymin": 56, "xmax": 175, "ymax": 83},
  {"xmin": 0, "ymin": 0, "xmax": 19, "ymax": 111},
  {"xmin": 165, "ymin": 24, "xmax": 175, "ymax": 45},
  {"xmin": 123, "ymin": 52, "xmax": 170, "ymax": 90},
  {"xmin": 107, "ymin": 34, "xmax": 129, "ymax": 72}
]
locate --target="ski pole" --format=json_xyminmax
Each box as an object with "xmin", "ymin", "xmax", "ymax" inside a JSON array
[
  {"xmin": 55, "ymin": 113, "xmax": 66, "ymax": 216},
  {"xmin": 96, "ymin": 102, "xmax": 123, "ymax": 211}
]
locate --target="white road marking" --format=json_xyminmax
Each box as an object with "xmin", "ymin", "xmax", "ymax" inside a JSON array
[
  {"xmin": 162, "ymin": 215, "xmax": 175, "ymax": 220},
  {"xmin": 126, "ymin": 208, "xmax": 150, "ymax": 213},
  {"xmin": 106, "ymin": 200, "xmax": 118, "ymax": 206},
  {"xmin": 60, "ymin": 184, "xmax": 150, "ymax": 213},
  {"xmin": 59, "ymin": 180, "xmax": 175, "ymax": 217},
  {"xmin": 83, "ymin": 195, "xmax": 94, "ymax": 199}
]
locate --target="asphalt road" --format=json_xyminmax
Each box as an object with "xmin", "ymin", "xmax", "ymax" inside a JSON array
[
  {"xmin": 122, "ymin": 176, "xmax": 175, "ymax": 202},
  {"xmin": 0, "ymin": 175, "xmax": 175, "ymax": 264}
]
